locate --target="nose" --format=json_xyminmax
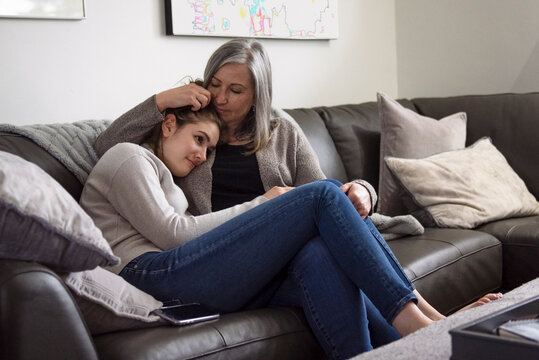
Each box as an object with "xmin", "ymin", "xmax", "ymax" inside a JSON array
[
  {"xmin": 195, "ymin": 149, "xmax": 207, "ymax": 164},
  {"xmin": 212, "ymin": 88, "xmax": 227, "ymax": 105}
]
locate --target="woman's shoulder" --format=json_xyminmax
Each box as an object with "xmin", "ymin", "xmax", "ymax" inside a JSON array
[
  {"xmin": 104, "ymin": 142, "xmax": 149, "ymax": 159},
  {"xmin": 269, "ymin": 112, "xmax": 310, "ymax": 147},
  {"xmin": 88, "ymin": 143, "xmax": 166, "ymax": 188},
  {"xmin": 271, "ymin": 115, "xmax": 302, "ymax": 136},
  {"xmin": 97, "ymin": 143, "xmax": 157, "ymax": 172}
]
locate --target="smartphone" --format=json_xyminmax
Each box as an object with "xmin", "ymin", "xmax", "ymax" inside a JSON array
[{"xmin": 153, "ymin": 303, "xmax": 220, "ymax": 326}]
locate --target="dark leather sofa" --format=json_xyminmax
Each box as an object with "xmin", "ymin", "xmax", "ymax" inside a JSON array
[{"xmin": 1, "ymin": 92, "xmax": 538, "ymax": 360}]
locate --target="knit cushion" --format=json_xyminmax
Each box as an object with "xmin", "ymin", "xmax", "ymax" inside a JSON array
[{"xmin": 385, "ymin": 138, "xmax": 539, "ymax": 228}]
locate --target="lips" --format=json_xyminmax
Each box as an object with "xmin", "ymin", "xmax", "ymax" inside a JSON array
[{"xmin": 187, "ymin": 160, "xmax": 196, "ymax": 169}]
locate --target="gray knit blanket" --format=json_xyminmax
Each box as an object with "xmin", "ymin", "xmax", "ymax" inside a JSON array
[
  {"xmin": 371, "ymin": 213, "xmax": 424, "ymax": 240},
  {"xmin": 0, "ymin": 120, "xmax": 110, "ymax": 184},
  {"xmin": 0, "ymin": 120, "xmax": 424, "ymax": 240}
]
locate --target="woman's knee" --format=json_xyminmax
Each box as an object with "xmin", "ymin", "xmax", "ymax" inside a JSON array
[
  {"xmin": 320, "ymin": 178, "xmax": 343, "ymax": 187},
  {"xmin": 291, "ymin": 236, "xmax": 334, "ymax": 271},
  {"xmin": 306, "ymin": 179, "xmax": 342, "ymax": 196}
]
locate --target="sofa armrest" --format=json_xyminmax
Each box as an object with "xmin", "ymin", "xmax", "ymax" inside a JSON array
[{"xmin": 0, "ymin": 260, "xmax": 98, "ymax": 360}]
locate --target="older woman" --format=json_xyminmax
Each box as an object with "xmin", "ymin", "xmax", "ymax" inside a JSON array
[
  {"xmin": 95, "ymin": 39, "xmax": 375, "ymax": 217},
  {"xmin": 94, "ymin": 39, "xmax": 497, "ymax": 359}
]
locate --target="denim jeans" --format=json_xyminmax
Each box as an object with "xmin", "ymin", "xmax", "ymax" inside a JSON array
[{"xmin": 120, "ymin": 180, "xmax": 415, "ymax": 359}]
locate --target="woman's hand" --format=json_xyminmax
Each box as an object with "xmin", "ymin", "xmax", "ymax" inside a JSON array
[
  {"xmin": 155, "ymin": 83, "xmax": 212, "ymax": 112},
  {"xmin": 263, "ymin": 186, "xmax": 294, "ymax": 200},
  {"xmin": 340, "ymin": 182, "xmax": 372, "ymax": 218}
]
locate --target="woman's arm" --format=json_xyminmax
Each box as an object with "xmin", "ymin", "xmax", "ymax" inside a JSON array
[
  {"xmin": 95, "ymin": 84, "xmax": 212, "ymax": 157},
  {"xmin": 94, "ymin": 96, "xmax": 163, "ymax": 157},
  {"xmin": 97, "ymin": 145, "xmax": 268, "ymax": 250}
]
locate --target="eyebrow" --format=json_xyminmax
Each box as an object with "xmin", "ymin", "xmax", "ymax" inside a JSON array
[
  {"xmin": 212, "ymin": 75, "xmax": 247, "ymax": 89},
  {"xmin": 197, "ymin": 131, "xmax": 211, "ymax": 143}
]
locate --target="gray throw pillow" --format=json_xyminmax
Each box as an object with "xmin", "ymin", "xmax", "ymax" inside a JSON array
[
  {"xmin": 64, "ymin": 267, "xmax": 164, "ymax": 335},
  {"xmin": 0, "ymin": 151, "xmax": 119, "ymax": 272},
  {"xmin": 385, "ymin": 138, "xmax": 539, "ymax": 228},
  {"xmin": 377, "ymin": 92, "xmax": 467, "ymax": 216}
]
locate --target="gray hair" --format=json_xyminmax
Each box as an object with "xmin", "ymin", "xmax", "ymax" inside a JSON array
[{"xmin": 203, "ymin": 38, "xmax": 273, "ymax": 153}]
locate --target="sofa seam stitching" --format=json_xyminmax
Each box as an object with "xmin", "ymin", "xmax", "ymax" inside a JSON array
[{"xmin": 410, "ymin": 242, "xmax": 500, "ymax": 282}]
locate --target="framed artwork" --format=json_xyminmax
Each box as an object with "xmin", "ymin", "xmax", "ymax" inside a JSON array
[
  {"xmin": 0, "ymin": 0, "xmax": 86, "ymax": 20},
  {"xmin": 165, "ymin": 0, "xmax": 338, "ymax": 40}
]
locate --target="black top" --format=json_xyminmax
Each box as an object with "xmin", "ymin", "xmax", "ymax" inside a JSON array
[{"xmin": 211, "ymin": 144, "xmax": 265, "ymax": 211}]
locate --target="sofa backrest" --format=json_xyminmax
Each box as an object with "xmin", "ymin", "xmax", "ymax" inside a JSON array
[
  {"xmin": 289, "ymin": 93, "xmax": 538, "ymax": 200},
  {"xmin": 0, "ymin": 132, "xmax": 83, "ymax": 200},
  {"xmin": 1, "ymin": 92, "xmax": 536, "ymax": 203},
  {"xmin": 412, "ymin": 92, "xmax": 539, "ymax": 199},
  {"xmin": 287, "ymin": 100, "xmax": 416, "ymax": 191}
]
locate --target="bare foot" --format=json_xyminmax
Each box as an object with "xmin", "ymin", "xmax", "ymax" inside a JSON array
[
  {"xmin": 457, "ymin": 293, "xmax": 503, "ymax": 313},
  {"xmin": 392, "ymin": 301, "xmax": 434, "ymax": 337},
  {"xmin": 413, "ymin": 290, "xmax": 446, "ymax": 321}
]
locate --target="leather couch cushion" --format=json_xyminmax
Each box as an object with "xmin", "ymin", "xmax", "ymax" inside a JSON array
[
  {"xmin": 94, "ymin": 307, "xmax": 324, "ymax": 360},
  {"xmin": 284, "ymin": 108, "xmax": 348, "ymax": 183},
  {"xmin": 412, "ymin": 92, "xmax": 539, "ymax": 200},
  {"xmin": 388, "ymin": 228, "xmax": 502, "ymax": 314},
  {"xmin": 316, "ymin": 100, "xmax": 417, "ymax": 191},
  {"xmin": 316, "ymin": 103, "xmax": 380, "ymax": 186},
  {"xmin": 0, "ymin": 260, "xmax": 99, "ymax": 360},
  {"xmin": 476, "ymin": 215, "xmax": 539, "ymax": 290}
]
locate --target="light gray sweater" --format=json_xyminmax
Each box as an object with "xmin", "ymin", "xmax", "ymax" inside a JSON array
[
  {"xmin": 95, "ymin": 96, "xmax": 377, "ymax": 215},
  {"xmin": 80, "ymin": 143, "xmax": 268, "ymax": 274}
]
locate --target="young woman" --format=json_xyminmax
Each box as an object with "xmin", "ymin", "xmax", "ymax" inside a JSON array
[{"xmin": 90, "ymin": 40, "xmax": 501, "ymax": 358}]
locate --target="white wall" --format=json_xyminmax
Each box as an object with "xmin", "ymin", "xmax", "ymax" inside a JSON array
[
  {"xmin": 395, "ymin": 0, "xmax": 539, "ymax": 98},
  {"xmin": 0, "ymin": 1, "xmax": 398, "ymax": 125}
]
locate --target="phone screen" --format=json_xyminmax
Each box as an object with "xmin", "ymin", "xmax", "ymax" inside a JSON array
[{"xmin": 153, "ymin": 303, "xmax": 220, "ymax": 326}]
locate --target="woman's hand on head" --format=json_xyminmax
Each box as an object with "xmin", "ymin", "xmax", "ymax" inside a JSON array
[
  {"xmin": 155, "ymin": 83, "xmax": 212, "ymax": 112},
  {"xmin": 340, "ymin": 182, "xmax": 372, "ymax": 219},
  {"xmin": 263, "ymin": 186, "xmax": 294, "ymax": 200}
]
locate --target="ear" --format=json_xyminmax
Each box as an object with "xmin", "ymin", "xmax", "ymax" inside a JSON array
[{"xmin": 161, "ymin": 114, "xmax": 177, "ymax": 138}]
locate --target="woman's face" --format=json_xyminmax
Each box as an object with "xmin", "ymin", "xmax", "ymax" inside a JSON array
[
  {"xmin": 209, "ymin": 62, "xmax": 255, "ymax": 127},
  {"xmin": 160, "ymin": 116, "xmax": 219, "ymax": 177}
]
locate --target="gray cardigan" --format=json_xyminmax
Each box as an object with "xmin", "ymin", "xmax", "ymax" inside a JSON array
[{"xmin": 95, "ymin": 96, "xmax": 378, "ymax": 216}]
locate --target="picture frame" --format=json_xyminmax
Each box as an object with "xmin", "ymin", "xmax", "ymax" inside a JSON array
[
  {"xmin": 164, "ymin": 0, "xmax": 339, "ymax": 40},
  {"xmin": 0, "ymin": 0, "xmax": 86, "ymax": 20}
]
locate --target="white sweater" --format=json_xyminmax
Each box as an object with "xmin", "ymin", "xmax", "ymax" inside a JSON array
[{"xmin": 80, "ymin": 143, "xmax": 268, "ymax": 274}]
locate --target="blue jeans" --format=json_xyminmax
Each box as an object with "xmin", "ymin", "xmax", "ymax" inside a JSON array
[{"xmin": 120, "ymin": 180, "xmax": 415, "ymax": 359}]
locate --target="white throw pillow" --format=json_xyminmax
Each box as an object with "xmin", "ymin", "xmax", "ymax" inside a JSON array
[
  {"xmin": 0, "ymin": 151, "xmax": 119, "ymax": 272},
  {"xmin": 64, "ymin": 267, "xmax": 164, "ymax": 335},
  {"xmin": 384, "ymin": 138, "xmax": 539, "ymax": 228},
  {"xmin": 377, "ymin": 92, "xmax": 467, "ymax": 216}
]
